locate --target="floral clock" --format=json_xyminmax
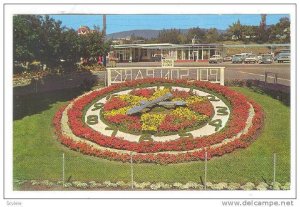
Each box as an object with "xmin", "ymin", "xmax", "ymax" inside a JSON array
[{"xmin": 53, "ymin": 78, "xmax": 264, "ymax": 164}]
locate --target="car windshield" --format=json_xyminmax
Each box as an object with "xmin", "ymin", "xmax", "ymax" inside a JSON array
[{"xmin": 279, "ymin": 53, "xmax": 290, "ymax": 57}]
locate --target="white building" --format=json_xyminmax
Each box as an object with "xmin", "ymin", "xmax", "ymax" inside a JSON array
[{"xmin": 111, "ymin": 43, "xmax": 225, "ymax": 62}]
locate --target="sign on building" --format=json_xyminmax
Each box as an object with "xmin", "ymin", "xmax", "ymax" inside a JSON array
[{"xmin": 161, "ymin": 59, "xmax": 175, "ymax": 67}]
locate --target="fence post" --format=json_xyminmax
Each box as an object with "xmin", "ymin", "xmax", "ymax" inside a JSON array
[
  {"xmin": 130, "ymin": 152, "xmax": 134, "ymax": 190},
  {"xmin": 204, "ymin": 151, "xmax": 207, "ymax": 190},
  {"xmin": 62, "ymin": 153, "xmax": 65, "ymax": 187},
  {"xmin": 104, "ymin": 71, "xmax": 107, "ymax": 87},
  {"xmin": 220, "ymin": 67, "xmax": 225, "ymax": 86},
  {"xmin": 273, "ymin": 153, "xmax": 276, "ymax": 189},
  {"xmin": 107, "ymin": 68, "xmax": 111, "ymax": 86}
]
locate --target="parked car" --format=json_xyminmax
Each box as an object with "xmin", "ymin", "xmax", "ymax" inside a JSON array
[
  {"xmin": 209, "ymin": 55, "xmax": 223, "ymax": 63},
  {"xmin": 260, "ymin": 54, "xmax": 273, "ymax": 64},
  {"xmin": 223, "ymin": 56, "xmax": 233, "ymax": 62},
  {"xmin": 277, "ymin": 53, "xmax": 290, "ymax": 63},
  {"xmin": 232, "ymin": 54, "xmax": 244, "ymax": 64},
  {"xmin": 257, "ymin": 55, "xmax": 262, "ymax": 62},
  {"xmin": 244, "ymin": 54, "xmax": 258, "ymax": 64}
]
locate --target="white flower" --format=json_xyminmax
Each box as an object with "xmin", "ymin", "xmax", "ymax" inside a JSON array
[
  {"xmin": 227, "ymin": 183, "xmax": 241, "ymax": 190},
  {"xmin": 241, "ymin": 182, "xmax": 255, "ymax": 190}
]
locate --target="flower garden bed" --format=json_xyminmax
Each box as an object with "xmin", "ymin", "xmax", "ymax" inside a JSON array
[
  {"xmin": 100, "ymin": 87, "xmax": 214, "ymax": 136},
  {"xmin": 15, "ymin": 179, "xmax": 290, "ymax": 191},
  {"xmin": 53, "ymin": 78, "xmax": 264, "ymax": 164}
]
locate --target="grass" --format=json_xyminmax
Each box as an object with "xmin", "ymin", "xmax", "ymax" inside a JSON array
[{"xmin": 13, "ymin": 87, "xmax": 290, "ymax": 186}]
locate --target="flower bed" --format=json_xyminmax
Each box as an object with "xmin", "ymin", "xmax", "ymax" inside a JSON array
[
  {"xmin": 102, "ymin": 87, "xmax": 213, "ymax": 135},
  {"xmin": 19, "ymin": 179, "xmax": 289, "ymax": 190},
  {"xmin": 53, "ymin": 78, "xmax": 264, "ymax": 164}
]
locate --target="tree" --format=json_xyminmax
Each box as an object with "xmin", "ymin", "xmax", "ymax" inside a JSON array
[
  {"xmin": 205, "ymin": 28, "xmax": 220, "ymax": 43},
  {"xmin": 157, "ymin": 29, "xmax": 183, "ymax": 44},
  {"xmin": 38, "ymin": 15, "xmax": 64, "ymax": 67},
  {"xmin": 186, "ymin": 27, "xmax": 206, "ymax": 43},
  {"xmin": 241, "ymin": 25, "xmax": 257, "ymax": 42},
  {"xmin": 268, "ymin": 17, "xmax": 290, "ymax": 43},
  {"xmin": 14, "ymin": 15, "xmax": 111, "ymax": 72},
  {"xmin": 78, "ymin": 26, "xmax": 105, "ymax": 59},
  {"xmin": 227, "ymin": 19, "xmax": 243, "ymax": 40},
  {"xmin": 60, "ymin": 29, "xmax": 80, "ymax": 63},
  {"xmin": 13, "ymin": 15, "xmax": 43, "ymax": 62}
]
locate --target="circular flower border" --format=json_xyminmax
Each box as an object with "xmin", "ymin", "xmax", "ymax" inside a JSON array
[{"xmin": 53, "ymin": 78, "xmax": 264, "ymax": 164}]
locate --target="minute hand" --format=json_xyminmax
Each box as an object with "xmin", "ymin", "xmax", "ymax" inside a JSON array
[{"xmin": 126, "ymin": 92, "xmax": 173, "ymax": 115}]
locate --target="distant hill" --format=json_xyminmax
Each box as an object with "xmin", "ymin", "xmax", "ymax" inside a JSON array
[
  {"xmin": 107, "ymin": 28, "xmax": 226, "ymax": 40},
  {"xmin": 107, "ymin": 29, "xmax": 161, "ymax": 39}
]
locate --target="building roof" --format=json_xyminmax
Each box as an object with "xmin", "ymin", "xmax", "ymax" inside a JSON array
[
  {"xmin": 112, "ymin": 43, "xmax": 224, "ymax": 50},
  {"xmin": 111, "ymin": 43, "xmax": 290, "ymax": 50},
  {"xmin": 77, "ymin": 26, "xmax": 90, "ymax": 34}
]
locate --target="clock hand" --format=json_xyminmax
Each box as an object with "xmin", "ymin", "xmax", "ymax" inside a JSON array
[
  {"xmin": 158, "ymin": 101, "xmax": 186, "ymax": 107},
  {"xmin": 127, "ymin": 92, "xmax": 173, "ymax": 115}
]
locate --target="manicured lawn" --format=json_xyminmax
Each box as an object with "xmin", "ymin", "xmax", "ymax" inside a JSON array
[{"xmin": 13, "ymin": 87, "xmax": 290, "ymax": 185}]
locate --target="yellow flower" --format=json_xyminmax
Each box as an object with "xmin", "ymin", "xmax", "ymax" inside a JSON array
[
  {"xmin": 104, "ymin": 106, "xmax": 131, "ymax": 117},
  {"xmin": 186, "ymin": 96, "xmax": 207, "ymax": 106},
  {"xmin": 148, "ymin": 88, "xmax": 171, "ymax": 100},
  {"xmin": 170, "ymin": 107, "xmax": 209, "ymax": 124},
  {"xmin": 119, "ymin": 94, "xmax": 147, "ymax": 106},
  {"xmin": 141, "ymin": 113, "xmax": 166, "ymax": 131}
]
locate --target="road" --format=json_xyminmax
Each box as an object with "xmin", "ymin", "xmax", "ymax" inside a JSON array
[{"xmin": 112, "ymin": 62, "xmax": 291, "ymax": 86}]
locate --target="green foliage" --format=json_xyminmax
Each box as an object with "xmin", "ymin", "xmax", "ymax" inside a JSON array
[
  {"xmin": 157, "ymin": 29, "xmax": 184, "ymax": 44},
  {"xmin": 227, "ymin": 19, "xmax": 243, "ymax": 40},
  {"xmin": 205, "ymin": 28, "xmax": 220, "ymax": 43},
  {"xmin": 186, "ymin": 27, "xmax": 206, "ymax": 43},
  {"xmin": 13, "ymin": 15, "xmax": 43, "ymax": 62},
  {"xmin": 268, "ymin": 17, "xmax": 290, "ymax": 43},
  {"xmin": 78, "ymin": 28, "xmax": 106, "ymax": 59},
  {"xmin": 13, "ymin": 15, "xmax": 109, "ymax": 72},
  {"xmin": 226, "ymin": 17, "xmax": 290, "ymax": 43}
]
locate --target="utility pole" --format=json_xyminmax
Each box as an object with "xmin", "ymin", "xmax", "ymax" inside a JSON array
[
  {"xmin": 102, "ymin": 14, "xmax": 107, "ymax": 67},
  {"xmin": 102, "ymin": 14, "xmax": 106, "ymax": 36}
]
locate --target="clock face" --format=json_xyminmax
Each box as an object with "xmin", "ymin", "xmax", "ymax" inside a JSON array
[
  {"xmin": 84, "ymin": 86, "xmax": 230, "ymax": 142},
  {"xmin": 55, "ymin": 79, "xmax": 263, "ymax": 164}
]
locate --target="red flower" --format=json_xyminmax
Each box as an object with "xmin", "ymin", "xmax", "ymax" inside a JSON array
[
  {"xmin": 188, "ymin": 100, "xmax": 214, "ymax": 117},
  {"xmin": 130, "ymin": 88, "xmax": 155, "ymax": 98},
  {"xmin": 103, "ymin": 97, "xmax": 129, "ymax": 111}
]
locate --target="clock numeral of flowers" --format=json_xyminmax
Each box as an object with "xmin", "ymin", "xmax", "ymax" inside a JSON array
[
  {"xmin": 111, "ymin": 129, "xmax": 118, "ymax": 137},
  {"xmin": 139, "ymin": 134, "xmax": 153, "ymax": 142},
  {"xmin": 216, "ymin": 106, "xmax": 229, "ymax": 116},
  {"xmin": 207, "ymin": 95, "xmax": 220, "ymax": 102},
  {"xmin": 86, "ymin": 115, "xmax": 99, "ymax": 125},
  {"xmin": 91, "ymin": 103, "xmax": 103, "ymax": 111},
  {"xmin": 179, "ymin": 132, "xmax": 193, "ymax": 139},
  {"xmin": 209, "ymin": 119, "xmax": 223, "ymax": 131}
]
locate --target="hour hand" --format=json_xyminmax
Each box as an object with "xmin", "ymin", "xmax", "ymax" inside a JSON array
[
  {"xmin": 126, "ymin": 92, "xmax": 173, "ymax": 115},
  {"xmin": 158, "ymin": 101, "xmax": 186, "ymax": 107}
]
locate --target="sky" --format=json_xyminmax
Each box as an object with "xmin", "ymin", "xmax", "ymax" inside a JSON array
[{"xmin": 50, "ymin": 14, "xmax": 289, "ymax": 34}]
